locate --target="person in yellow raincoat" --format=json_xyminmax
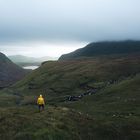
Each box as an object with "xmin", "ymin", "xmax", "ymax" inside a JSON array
[{"xmin": 37, "ymin": 95, "xmax": 45, "ymax": 112}]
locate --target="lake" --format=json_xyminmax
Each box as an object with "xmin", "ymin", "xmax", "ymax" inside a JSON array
[{"xmin": 23, "ymin": 66, "xmax": 39, "ymax": 70}]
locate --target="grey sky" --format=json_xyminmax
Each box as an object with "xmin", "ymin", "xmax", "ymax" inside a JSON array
[
  {"xmin": 1, "ymin": 0, "xmax": 140, "ymax": 42},
  {"xmin": 0, "ymin": 0, "xmax": 140, "ymax": 57}
]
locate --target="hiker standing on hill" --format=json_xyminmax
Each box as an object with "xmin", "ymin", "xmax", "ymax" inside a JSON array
[{"xmin": 37, "ymin": 95, "xmax": 45, "ymax": 112}]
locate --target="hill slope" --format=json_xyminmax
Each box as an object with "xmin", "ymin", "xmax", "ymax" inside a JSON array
[
  {"xmin": 0, "ymin": 52, "xmax": 29, "ymax": 88},
  {"xmin": 0, "ymin": 106, "xmax": 96, "ymax": 140},
  {"xmin": 0, "ymin": 53, "xmax": 140, "ymax": 139},
  {"xmin": 8, "ymin": 54, "xmax": 140, "ymax": 112},
  {"xmin": 59, "ymin": 40, "xmax": 140, "ymax": 60},
  {"xmin": 62, "ymin": 73, "xmax": 140, "ymax": 139},
  {"xmin": 10, "ymin": 54, "xmax": 140, "ymax": 104}
]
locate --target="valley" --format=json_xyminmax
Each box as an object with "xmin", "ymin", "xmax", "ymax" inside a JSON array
[{"xmin": 0, "ymin": 41, "xmax": 140, "ymax": 140}]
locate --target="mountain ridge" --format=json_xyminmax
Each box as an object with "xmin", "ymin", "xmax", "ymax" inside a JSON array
[{"xmin": 59, "ymin": 40, "xmax": 140, "ymax": 60}]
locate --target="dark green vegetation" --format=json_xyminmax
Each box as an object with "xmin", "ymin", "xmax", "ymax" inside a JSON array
[
  {"xmin": 0, "ymin": 52, "xmax": 29, "ymax": 89},
  {"xmin": 59, "ymin": 40, "xmax": 140, "ymax": 60},
  {"xmin": 0, "ymin": 106, "xmax": 95, "ymax": 140},
  {"xmin": 0, "ymin": 52, "xmax": 139, "ymax": 140},
  {"xmin": 12, "ymin": 54, "xmax": 140, "ymax": 99}
]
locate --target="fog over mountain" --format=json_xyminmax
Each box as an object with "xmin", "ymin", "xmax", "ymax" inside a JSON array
[
  {"xmin": 0, "ymin": 0, "xmax": 140, "ymax": 57},
  {"xmin": 0, "ymin": 0, "xmax": 140, "ymax": 42}
]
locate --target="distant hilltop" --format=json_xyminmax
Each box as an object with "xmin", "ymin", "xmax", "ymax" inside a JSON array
[
  {"xmin": 8, "ymin": 55, "xmax": 58, "ymax": 67},
  {"xmin": 59, "ymin": 40, "xmax": 140, "ymax": 60},
  {"xmin": 8, "ymin": 55, "xmax": 58, "ymax": 63}
]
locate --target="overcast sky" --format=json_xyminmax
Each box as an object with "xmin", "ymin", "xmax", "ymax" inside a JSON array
[{"xmin": 0, "ymin": 0, "xmax": 140, "ymax": 57}]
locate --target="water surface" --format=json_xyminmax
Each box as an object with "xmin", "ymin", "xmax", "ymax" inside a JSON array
[{"xmin": 23, "ymin": 66, "xmax": 39, "ymax": 70}]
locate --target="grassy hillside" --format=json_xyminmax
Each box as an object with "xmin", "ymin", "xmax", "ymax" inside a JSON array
[
  {"xmin": 59, "ymin": 40, "xmax": 140, "ymax": 60},
  {"xmin": 0, "ymin": 74, "xmax": 139, "ymax": 140},
  {"xmin": 11, "ymin": 55, "xmax": 140, "ymax": 99},
  {"xmin": 0, "ymin": 52, "xmax": 29, "ymax": 88},
  {"xmin": 62, "ymin": 74, "xmax": 140, "ymax": 139},
  {"xmin": 63, "ymin": 73, "xmax": 140, "ymax": 120},
  {"xmin": 0, "ymin": 54, "xmax": 139, "ymax": 140},
  {"xmin": 0, "ymin": 106, "xmax": 96, "ymax": 140}
]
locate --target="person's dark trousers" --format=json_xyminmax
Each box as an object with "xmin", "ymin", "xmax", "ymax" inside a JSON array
[{"xmin": 38, "ymin": 104, "xmax": 44, "ymax": 112}]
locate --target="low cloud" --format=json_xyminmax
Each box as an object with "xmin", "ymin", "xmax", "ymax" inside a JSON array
[
  {"xmin": 0, "ymin": 0, "xmax": 140, "ymax": 44},
  {"xmin": 0, "ymin": 41, "xmax": 86, "ymax": 57}
]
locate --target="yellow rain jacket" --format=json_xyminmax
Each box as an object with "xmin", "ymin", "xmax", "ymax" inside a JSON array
[{"xmin": 37, "ymin": 95, "xmax": 45, "ymax": 105}]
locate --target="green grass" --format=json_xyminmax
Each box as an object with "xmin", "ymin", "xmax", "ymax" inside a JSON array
[
  {"xmin": 0, "ymin": 106, "xmax": 96, "ymax": 140},
  {"xmin": 0, "ymin": 55, "xmax": 140, "ymax": 140},
  {"xmin": 60, "ymin": 74, "xmax": 140, "ymax": 140},
  {"xmin": 0, "ymin": 104, "xmax": 139, "ymax": 140},
  {"xmin": 11, "ymin": 55, "xmax": 140, "ymax": 98},
  {"xmin": 62, "ymin": 74, "xmax": 140, "ymax": 115}
]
